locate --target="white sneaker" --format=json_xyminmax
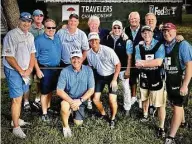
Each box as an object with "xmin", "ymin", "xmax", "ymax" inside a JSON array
[
  {"xmin": 12, "ymin": 126, "xmax": 26, "ymax": 139},
  {"xmin": 63, "ymin": 127, "xmax": 72, "ymax": 138},
  {"xmin": 87, "ymin": 100, "xmax": 92, "ymax": 110},
  {"xmin": 131, "ymin": 97, "xmax": 137, "ymax": 105},
  {"xmin": 11, "ymin": 119, "xmax": 31, "ymax": 127}
]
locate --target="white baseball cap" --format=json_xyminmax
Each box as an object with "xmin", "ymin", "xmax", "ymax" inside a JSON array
[
  {"xmin": 112, "ymin": 20, "xmax": 123, "ymax": 28},
  {"xmin": 88, "ymin": 32, "xmax": 100, "ymax": 41},
  {"xmin": 70, "ymin": 50, "xmax": 82, "ymax": 58}
]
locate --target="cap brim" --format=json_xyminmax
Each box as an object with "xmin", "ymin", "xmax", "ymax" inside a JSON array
[{"xmin": 20, "ymin": 18, "xmax": 32, "ymax": 22}]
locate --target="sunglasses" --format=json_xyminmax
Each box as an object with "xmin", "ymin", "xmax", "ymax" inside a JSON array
[
  {"xmin": 113, "ymin": 26, "xmax": 121, "ymax": 29},
  {"xmin": 46, "ymin": 27, "xmax": 56, "ymax": 29}
]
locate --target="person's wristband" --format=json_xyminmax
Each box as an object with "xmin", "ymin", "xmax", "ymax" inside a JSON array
[{"xmin": 28, "ymin": 68, "xmax": 33, "ymax": 72}]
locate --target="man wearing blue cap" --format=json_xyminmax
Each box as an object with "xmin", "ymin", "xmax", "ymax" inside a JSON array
[{"xmin": 2, "ymin": 12, "xmax": 36, "ymax": 138}]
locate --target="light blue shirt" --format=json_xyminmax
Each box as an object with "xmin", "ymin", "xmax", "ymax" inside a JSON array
[
  {"xmin": 57, "ymin": 28, "xmax": 89, "ymax": 64},
  {"xmin": 135, "ymin": 38, "xmax": 165, "ymax": 60},
  {"xmin": 165, "ymin": 39, "xmax": 192, "ymax": 70},
  {"xmin": 126, "ymin": 39, "xmax": 133, "ymax": 54},
  {"xmin": 35, "ymin": 33, "xmax": 62, "ymax": 66},
  {"xmin": 131, "ymin": 26, "xmax": 140, "ymax": 41},
  {"xmin": 57, "ymin": 65, "xmax": 95, "ymax": 99}
]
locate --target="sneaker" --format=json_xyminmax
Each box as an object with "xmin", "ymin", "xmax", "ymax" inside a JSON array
[
  {"xmin": 131, "ymin": 97, "xmax": 137, "ymax": 105},
  {"xmin": 140, "ymin": 116, "xmax": 149, "ymax": 122},
  {"xmin": 99, "ymin": 114, "xmax": 108, "ymax": 121},
  {"xmin": 87, "ymin": 100, "xmax": 92, "ymax": 110},
  {"xmin": 24, "ymin": 103, "xmax": 31, "ymax": 112},
  {"xmin": 164, "ymin": 137, "xmax": 176, "ymax": 144},
  {"xmin": 63, "ymin": 127, "xmax": 72, "ymax": 138},
  {"xmin": 47, "ymin": 108, "xmax": 59, "ymax": 115},
  {"xmin": 41, "ymin": 114, "xmax": 50, "ymax": 122},
  {"xmin": 157, "ymin": 127, "xmax": 165, "ymax": 138},
  {"xmin": 11, "ymin": 119, "xmax": 31, "ymax": 127},
  {"xmin": 12, "ymin": 126, "xmax": 26, "ymax": 139},
  {"xmin": 110, "ymin": 119, "xmax": 116, "ymax": 129},
  {"xmin": 33, "ymin": 101, "xmax": 41, "ymax": 110}
]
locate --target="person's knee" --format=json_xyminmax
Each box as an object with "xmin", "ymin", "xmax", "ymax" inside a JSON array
[
  {"xmin": 12, "ymin": 96, "xmax": 22, "ymax": 105},
  {"xmin": 61, "ymin": 100, "xmax": 70, "ymax": 114},
  {"xmin": 109, "ymin": 94, "xmax": 117, "ymax": 104},
  {"xmin": 93, "ymin": 93, "xmax": 101, "ymax": 103},
  {"xmin": 74, "ymin": 119, "xmax": 83, "ymax": 126}
]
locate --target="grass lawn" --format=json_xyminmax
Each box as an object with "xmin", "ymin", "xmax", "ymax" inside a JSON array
[{"xmin": 1, "ymin": 14, "xmax": 192, "ymax": 144}]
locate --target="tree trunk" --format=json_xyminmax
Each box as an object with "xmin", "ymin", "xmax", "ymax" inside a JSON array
[{"xmin": 2, "ymin": 0, "xmax": 20, "ymax": 29}]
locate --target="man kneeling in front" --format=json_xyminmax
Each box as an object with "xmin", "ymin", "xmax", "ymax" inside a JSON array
[{"xmin": 56, "ymin": 50, "xmax": 95, "ymax": 138}]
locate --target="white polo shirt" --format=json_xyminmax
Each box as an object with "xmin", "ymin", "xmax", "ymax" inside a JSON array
[
  {"xmin": 2, "ymin": 28, "xmax": 36, "ymax": 70},
  {"xmin": 57, "ymin": 28, "xmax": 89, "ymax": 64},
  {"xmin": 87, "ymin": 44, "xmax": 120, "ymax": 76}
]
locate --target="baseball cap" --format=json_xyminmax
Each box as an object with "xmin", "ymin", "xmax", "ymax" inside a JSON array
[
  {"xmin": 70, "ymin": 50, "xmax": 82, "ymax": 58},
  {"xmin": 69, "ymin": 13, "xmax": 79, "ymax": 19},
  {"xmin": 33, "ymin": 9, "xmax": 44, "ymax": 16},
  {"xmin": 162, "ymin": 23, "xmax": 176, "ymax": 30},
  {"xmin": 88, "ymin": 32, "xmax": 100, "ymax": 41},
  {"xmin": 20, "ymin": 12, "xmax": 32, "ymax": 22},
  {"xmin": 112, "ymin": 20, "xmax": 123, "ymax": 28},
  {"xmin": 141, "ymin": 25, "xmax": 153, "ymax": 32}
]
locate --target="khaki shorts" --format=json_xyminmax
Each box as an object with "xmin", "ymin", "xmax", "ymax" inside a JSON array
[{"xmin": 140, "ymin": 83, "xmax": 167, "ymax": 107}]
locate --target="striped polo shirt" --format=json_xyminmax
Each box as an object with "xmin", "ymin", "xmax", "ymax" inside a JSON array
[
  {"xmin": 57, "ymin": 28, "xmax": 89, "ymax": 64},
  {"xmin": 2, "ymin": 27, "xmax": 36, "ymax": 70}
]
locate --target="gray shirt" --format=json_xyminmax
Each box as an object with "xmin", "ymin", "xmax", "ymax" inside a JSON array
[
  {"xmin": 57, "ymin": 28, "xmax": 89, "ymax": 64},
  {"xmin": 2, "ymin": 28, "xmax": 36, "ymax": 70},
  {"xmin": 87, "ymin": 44, "xmax": 120, "ymax": 76}
]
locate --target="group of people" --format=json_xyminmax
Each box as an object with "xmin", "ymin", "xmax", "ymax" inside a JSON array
[{"xmin": 2, "ymin": 9, "xmax": 192, "ymax": 144}]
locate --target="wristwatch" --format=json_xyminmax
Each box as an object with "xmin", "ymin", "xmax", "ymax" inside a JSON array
[{"xmin": 80, "ymin": 98, "xmax": 84, "ymax": 103}]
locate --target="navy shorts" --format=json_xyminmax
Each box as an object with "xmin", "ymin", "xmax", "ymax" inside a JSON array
[
  {"xmin": 73, "ymin": 103, "xmax": 85, "ymax": 120},
  {"xmin": 40, "ymin": 69, "xmax": 60, "ymax": 95},
  {"xmin": 167, "ymin": 91, "xmax": 188, "ymax": 107},
  {"xmin": 95, "ymin": 73, "xmax": 117, "ymax": 95}
]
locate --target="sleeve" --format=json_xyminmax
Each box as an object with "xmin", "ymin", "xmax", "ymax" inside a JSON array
[
  {"xmin": 87, "ymin": 67, "xmax": 95, "ymax": 89},
  {"xmin": 179, "ymin": 41, "xmax": 192, "ymax": 64},
  {"xmin": 2, "ymin": 33, "xmax": 15, "ymax": 57},
  {"xmin": 35, "ymin": 38, "xmax": 40, "ymax": 59},
  {"xmin": 57, "ymin": 69, "xmax": 67, "ymax": 90},
  {"xmin": 110, "ymin": 49, "xmax": 120, "ymax": 65},
  {"xmin": 81, "ymin": 32, "xmax": 89, "ymax": 51},
  {"xmin": 155, "ymin": 44, "xmax": 165, "ymax": 59},
  {"xmin": 126, "ymin": 40, "xmax": 133, "ymax": 54},
  {"xmin": 135, "ymin": 44, "xmax": 141, "ymax": 60},
  {"xmin": 30, "ymin": 36, "xmax": 36, "ymax": 54}
]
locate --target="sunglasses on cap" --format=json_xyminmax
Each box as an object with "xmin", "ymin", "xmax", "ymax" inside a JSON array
[
  {"xmin": 69, "ymin": 13, "xmax": 79, "ymax": 19},
  {"xmin": 113, "ymin": 26, "xmax": 121, "ymax": 29},
  {"xmin": 34, "ymin": 14, "xmax": 44, "ymax": 17},
  {"xmin": 71, "ymin": 51, "xmax": 81, "ymax": 54},
  {"xmin": 46, "ymin": 27, "xmax": 56, "ymax": 29}
]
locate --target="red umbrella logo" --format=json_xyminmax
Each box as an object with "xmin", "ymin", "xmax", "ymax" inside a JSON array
[{"xmin": 67, "ymin": 7, "xmax": 75, "ymax": 13}]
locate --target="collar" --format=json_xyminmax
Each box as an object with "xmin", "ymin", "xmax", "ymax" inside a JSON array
[
  {"xmin": 91, "ymin": 45, "xmax": 102, "ymax": 54},
  {"xmin": 44, "ymin": 33, "xmax": 55, "ymax": 40},
  {"xmin": 143, "ymin": 38, "xmax": 157, "ymax": 49},
  {"xmin": 16, "ymin": 27, "xmax": 30, "ymax": 36},
  {"xmin": 165, "ymin": 38, "xmax": 176, "ymax": 47},
  {"xmin": 71, "ymin": 65, "xmax": 83, "ymax": 73},
  {"xmin": 66, "ymin": 27, "xmax": 79, "ymax": 35},
  {"xmin": 31, "ymin": 23, "xmax": 44, "ymax": 29},
  {"xmin": 130, "ymin": 25, "xmax": 140, "ymax": 32}
]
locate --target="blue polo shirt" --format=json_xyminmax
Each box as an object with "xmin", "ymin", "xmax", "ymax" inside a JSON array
[
  {"xmin": 165, "ymin": 39, "xmax": 192, "ymax": 70},
  {"xmin": 57, "ymin": 65, "xmax": 95, "ymax": 99},
  {"xmin": 135, "ymin": 38, "xmax": 165, "ymax": 60},
  {"xmin": 35, "ymin": 33, "xmax": 62, "ymax": 66}
]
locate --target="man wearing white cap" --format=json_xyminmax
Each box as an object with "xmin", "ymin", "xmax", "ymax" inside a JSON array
[
  {"xmin": 87, "ymin": 32, "xmax": 121, "ymax": 128},
  {"xmin": 102, "ymin": 20, "xmax": 133, "ymax": 116},
  {"xmin": 57, "ymin": 50, "xmax": 95, "ymax": 138}
]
